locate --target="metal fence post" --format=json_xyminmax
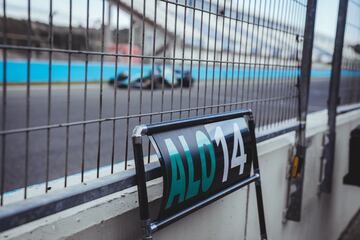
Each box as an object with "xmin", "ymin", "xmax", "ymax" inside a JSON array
[
  {"xmin": 319, "ymin": 0, "xmax": 349, "ymax": 193},
  {"xmin": 132, "ymin": 126, "xmax": 152, "ymax": 240},
  {"xmin": 285, "ymin": 0, "xmax": 317, "ymax": 222}
]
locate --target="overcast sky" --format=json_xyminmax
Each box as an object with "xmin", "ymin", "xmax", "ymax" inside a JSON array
[{"xmin": 315, "ymin": 0, "xmax": 339, "ymax": 37}]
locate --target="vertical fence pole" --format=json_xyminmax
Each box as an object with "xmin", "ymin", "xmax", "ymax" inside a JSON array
[
  {"xmin": 132, "ymin": 127, "xmax": 152, "ymax": 240},
  {"xmin": 285, "ymin": 0, "xmax": 317, "ymax": 222},
  {"xmin": 248, "ymin": 117, "xmax": 268, "ymax": 240},
  {"xmin": 319, "ymin": 0, "xmax": 349, "ymax": 193}
]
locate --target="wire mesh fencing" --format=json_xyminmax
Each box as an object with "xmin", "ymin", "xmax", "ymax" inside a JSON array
[{"xmin": 0, "ymin": 0, "xmax": 307, "ymax": 205}]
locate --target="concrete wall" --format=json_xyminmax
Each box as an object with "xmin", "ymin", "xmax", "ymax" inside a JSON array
[{"xmin": 2, "ymin": 109, "xmax": 360, "ymax": 240}]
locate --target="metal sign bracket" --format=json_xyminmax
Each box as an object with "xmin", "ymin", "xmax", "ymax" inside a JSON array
[{"xmin": 132, "ymin": 110, "xmax": 267, "ymax": 240}]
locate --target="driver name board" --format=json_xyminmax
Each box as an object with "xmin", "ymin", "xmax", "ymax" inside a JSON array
[{"xmin": 151, "ymin": 117, "xmax": 253, "ymax": 219}]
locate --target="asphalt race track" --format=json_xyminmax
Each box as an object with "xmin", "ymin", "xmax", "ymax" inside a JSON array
[{"xmin": 0, "ymin": 77, "xmax": 340, "ymax": 192}]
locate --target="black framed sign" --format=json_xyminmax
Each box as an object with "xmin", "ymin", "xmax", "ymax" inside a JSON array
[{"xmin": 132, "ymin": 110, "xmax": 267, "ymax": 239}]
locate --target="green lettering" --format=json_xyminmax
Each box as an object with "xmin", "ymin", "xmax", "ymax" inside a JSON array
[
  {"xmin": 164, "ymin": 138, "xmax": 186, "ymax": 209},
  {"xmin": 196, "ymin": 131, "xmax": 216, "ymax": 192},
  {"xmin": 179, "ymin": 136, "xmax": 200, "ymax": 200}
]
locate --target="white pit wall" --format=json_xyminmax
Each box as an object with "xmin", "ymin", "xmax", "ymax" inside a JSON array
[{"xmin": 1, "ymin": 109, "xmax": 360, "ymax": 240}]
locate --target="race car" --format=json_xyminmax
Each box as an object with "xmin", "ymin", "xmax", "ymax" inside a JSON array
[{"xmin": 109, "ymin": 65, "xmax": 195, "ymax": 89}]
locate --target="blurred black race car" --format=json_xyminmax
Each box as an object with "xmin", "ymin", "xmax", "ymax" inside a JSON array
[{"xmin": 109, "ymin": 66, "xmax": 195, "ymax": 89}]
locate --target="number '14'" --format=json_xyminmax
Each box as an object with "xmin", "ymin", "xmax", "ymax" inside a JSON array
[{"xmin": 214, "ymin": 123, "xmax": 247, "ymax": 182}]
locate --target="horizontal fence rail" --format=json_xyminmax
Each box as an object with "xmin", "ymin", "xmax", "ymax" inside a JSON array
[{"xmin": 0, "ymin": 0, "xmax": 308, "ymax": 217}]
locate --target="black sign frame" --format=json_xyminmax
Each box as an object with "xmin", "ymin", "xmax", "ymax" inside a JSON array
[{"xmin": 132, "ymin": 110, "xmax": 267, "ymax": 239}]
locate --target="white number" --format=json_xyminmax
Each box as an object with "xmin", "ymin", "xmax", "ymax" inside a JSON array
[
  {"xmin": 214, "ymin": 126, "xmax": 229, "ymax": 182},
  {"xmin": 214, "ymin": 123, "xmax": 247, "ymax": 182},
  {"xmin": 231, "ymin": 123, "xmax": 247, "ymax": 175}
]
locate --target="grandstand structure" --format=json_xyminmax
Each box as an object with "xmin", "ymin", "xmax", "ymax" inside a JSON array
[
  {"xmin": 113, "ymin": 0, "xmax": 341, "ymax": 67},
  {"xmin": 115, "ymin": 0, "xmax": 303, "ymax": 66}
]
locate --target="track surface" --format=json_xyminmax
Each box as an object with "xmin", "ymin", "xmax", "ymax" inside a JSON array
[{"xmin": 0, "ymin": 77, "xmax": 338, "ymax": 192}]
